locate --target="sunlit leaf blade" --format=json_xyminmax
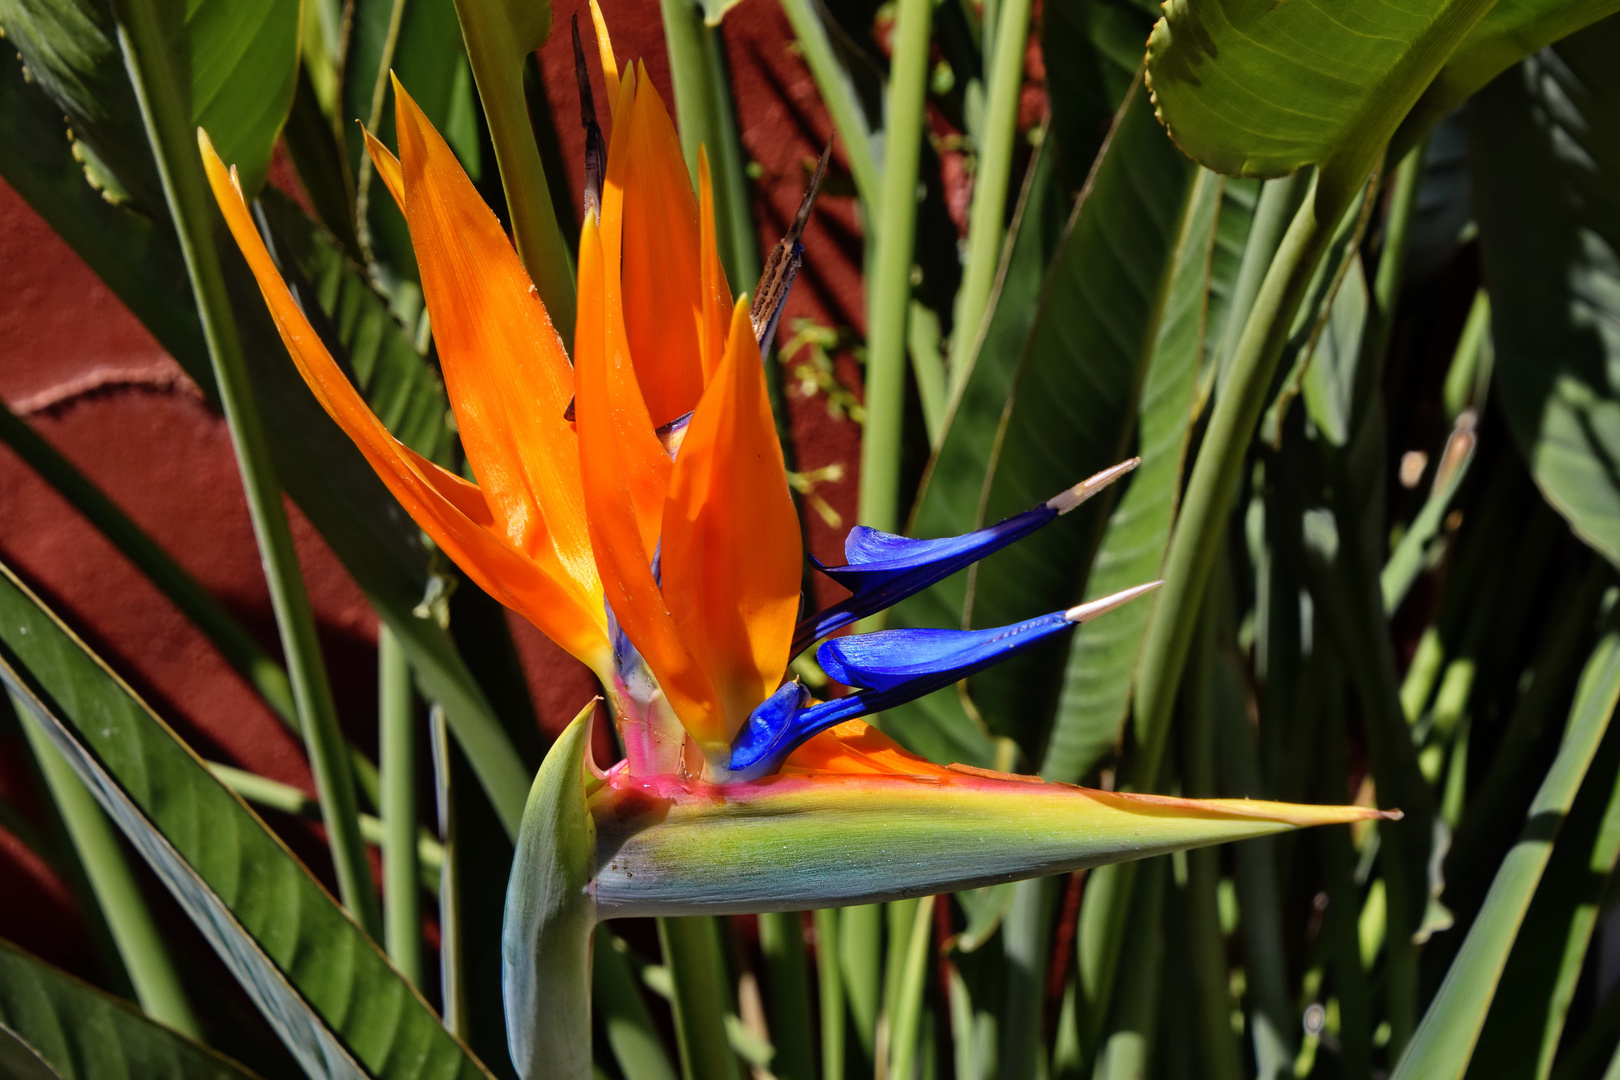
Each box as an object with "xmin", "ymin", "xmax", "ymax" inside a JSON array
[
  {"xmin": 1466, "ymin": 683, "xmax": 1620, "ymax": 1080},
  {"xmin": 1470, "ymin": 19, "xmax": 1620, "ymax": 569},
  {"xmin": 964, "ymin": 76, "xmax": 1194, "ymax": 759},
  {"xmin": 0, "ymin": 939, "xmax": 262, "ymax": 1080},
  {"xmin": 1144, "ymin": 0, "xmax": 1497, "ymax": 207},
  {"xmin": 1392, "ymin": 602, "xmax": 1620, "ymax": 1080},
  {"xmin": 1041, "ymin": 167, "xmax": 1221, "ymax": 783},
  {"xmin": 0, "ymin": 43, "xmax": 531, "ymax": 833},
  {"xmin": 0, "ymin": 560, "xmax": 494, "ymax": 1080},
  {"xmin": 588, "ymin": 769, "xmax": 1390, "ymax": 917},
  {"xmin": 502, "ymin": 705, "xmax": 597, "ymax": 1080}
]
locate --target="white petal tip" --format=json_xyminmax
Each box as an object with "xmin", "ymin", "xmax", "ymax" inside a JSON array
[
  {"xmin": 1047, "ymin": 458, "xmax": 1142, "ymax": 515},
  {"xmin": 1064, "ymin": 580, "xmax": 1163, "ymax": 623}
]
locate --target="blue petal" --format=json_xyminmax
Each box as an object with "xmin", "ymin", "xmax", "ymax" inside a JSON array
[
  {"xmin": 730, "ymin": 610, "xmax": 1075, "ymax": 779},
  {"xmin": 793, "ymin": 505, "xmax": 1055, "ymax": 654}
]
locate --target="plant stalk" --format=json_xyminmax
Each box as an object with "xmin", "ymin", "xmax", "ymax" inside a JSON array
[
  {"xmin": 112, "ymin": 0, "xmax": 381, "ymax": 938},
  {"xmin": 858, "ymin": 0, "xmax": 933, "ymax": 534},
  {"xmin": 379, "ymin": 625, "xmax": 421, "ymax": 985}
]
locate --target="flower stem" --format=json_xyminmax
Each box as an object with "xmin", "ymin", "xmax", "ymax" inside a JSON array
[
  {"xmin": 949, "ymin": 0, "xmax": 1031, "ymax": 395},
  {"xmin": 379, "ymin": 625, "xmax": 422, "ymax": 985},
  {"xmin": 112, "ymin": 0, "xmax": 382, "ymax": 939},
  {"xmin": 450, "ymin": 0, "xmax": 577, "ymax": 342},
  {"xmin": 858, "ymin": 0, "xmax": 933, "ymax": 535}
]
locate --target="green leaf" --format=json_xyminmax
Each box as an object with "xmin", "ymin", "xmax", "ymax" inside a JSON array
[
  {"xmin": 963, "ymin": 75, "xmax": 1195, "ymax": 759},
  {"xmin": 502, "ymin": 704, "xmax": 597, "ymax": 1080},
  {"xmin": 0, "ymin": 0, "xmax": 296, "ymax": 199},
  {"xmin": 0, "ymin": 939, "xmax": 262, "ymax": 1080},
  {"xmin": 1392, "ymin": 597, "xmax": 1620, "ymax": 1080},
  {"xmin": 1466, "ymin": 670, "xmax": 1620, "ymax": 1080},
  {"xmin": 1144, "ymin": 0, "xmax": 1497, "ymax": 209},
  {"xmin": 1470, "ymin": 18, "xmax": 1620, "ymax": 569},
  {"xmin": 0, "ymin": 42, "xmax": 531, "ymax": 834},
  {"xmin": 0, "ymin": 559, "xmax": 494, "ymax": 1080},
  {"xmin": 1040, "ymin": 166, "xmax": 1221, "ymax": 784}
]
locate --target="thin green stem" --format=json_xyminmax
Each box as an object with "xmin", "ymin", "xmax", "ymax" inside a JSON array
[
  {"xmin": 429, "ymin": 705, "xmax": 466, "ymax": 1038},
  {"xmin": 112, "ymin": 0, "xmax": 381, "ymax": 938},
  {"xmin": 840, "ymin": 903, "xmax": 883, "ymax": 1067},
  {"xmin": 760, "ymin": 912, "xmax": 816, "ymax": 1080},
  {"xmin": 886, "ymin": 895, "xmax": 936, "ymax": 1080},
  {"xmin": 15, "ymin": 695, "xmax": 199, "ymax": 1036},
  {"xmin": 858, "ymin": 0, "xmax": 933, "ymax": 534},
  {"xmin": 207, "ymin": 761, "xmax": 443, "ymax": 884},
  {"xmin": 450, "ymin": 0, "xmax": 576, "ymax": 342},
  {"xmin": 908, "ymin": 300, "xmax": 948, "ymax": 445},
  {"xmin": 354, "ymin": 0, "xmax": 410, "ymax": 267},
  {"xmin": 949, "ymin": 0, "xmax": 1031, "ymax": 394},
  {"xmin": 1208, "ymin": 174, "xmax": 1311, "ymax": 396},
  {"xmin": 815, "ymin": 908, "xmax": 847, "ymax": 1080},
  {"xmin": 777, "ymin": 0, "xmax": 881, "ymax": 213},
  {"xmin": 1355, "ymin": 141, "xmax": 1423, "ymax": 423},
  {"xmin": 659, "ymin": 916, "xmax": 743, "ymax": 1080},
  {"xmin": 379, "ymin": 626, "xmax": 421, "ymax": 985},
  {"xmin": 997, "ymin": 876, "xmax": 1056, "ymax": 1080}
]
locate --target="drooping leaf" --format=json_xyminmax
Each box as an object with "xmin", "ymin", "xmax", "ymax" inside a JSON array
[
  {"xmin": 0, "ymin": 559, "xmax": 494, "ymax": 1080},
  {"xmin": 0, "ymin": 44, "xmax": 532, "ymax": 832},
  {"xmin": 963, "ymin": 76, "xmax": 1195, "ymax": 760},
  {"xmin": 1144, "ymin": 0, "xmax": 1498, "ymax": 210},
  {"xmin": 1470, "ymin": 18, "xmax": 1620, "ymax": 569},
  {"xmin": 1040, "ymin": 167, "xmax": 1221, "ymax": 783},
  {"xmin": 0, "ymin": 939, "xmax": 263, "ymax": 1080}
]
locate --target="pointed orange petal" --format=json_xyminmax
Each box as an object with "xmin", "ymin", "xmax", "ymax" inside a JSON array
[
  {"xmin": 363, "ymin": 128, "xmax": 406, "ymax": 214},
  {"xmin": 198, "ymin": 130, "xmax": 611, "ymax": 670},
  {"xmin": 575, "ymin": 217, "xmax": 720, "ymax": 744},
  {"xmin": 696, "ymin": 148, "xmax": 732, "ymax": 386},
  {"xmin": 661, "ymin": 297, "xmax": 803, "ymax": 740},
  {"xmin": 392, "ymin": 77, "xmax": 598, "ymax": 599},
  {"xmin": 588, "ymin": 0, "xmax": 621, "ymax": 111},
  {"xmin": 779, "ymin": 719, "xmax": 954, "ymax": 777},
  {"xmin": 619, "ymin": 70, "xmax": 705, "ymax": 426}
]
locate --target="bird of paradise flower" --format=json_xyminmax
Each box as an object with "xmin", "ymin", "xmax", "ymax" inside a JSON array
[{"xmin": 200, "ymin": 10, "xmax": 1393, "ymax": 1075}]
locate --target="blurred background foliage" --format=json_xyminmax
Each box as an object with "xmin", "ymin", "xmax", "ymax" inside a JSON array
[{"xmin": 0, "ymin": 0, "xmax": 1618, "ymax": 1076}]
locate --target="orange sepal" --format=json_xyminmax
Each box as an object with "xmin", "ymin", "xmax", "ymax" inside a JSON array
[
  {"xmin": 661, "ymin": 298, "xmax": 803, "ymax": 740},
  {"xmin": 588, "ymin": 0, "xmax": 621, "ymax": 111},
  {"xmin": 696, "ymin": 149, "xmax": 732, "ymax": 385},
  {"xmin": 779, "ymin": 720, "xmax": 954, "ymax": 777},
  {"xmin": 363, "ymin": 128, "xmax": 406, "ymax": 214},
  {"xmin": 392, "ymin": 77, "xmax": 598, "ymax": 602},
  {"xmin": 619, "ymin": 69, "xmax": 705, "ymax": 426},
  {"xmin": 197, "ymin": 130, "xmax": 611, "ymax": 670},
  {"xmin": 575, "ymin": 216, "xmax": 720, "ymax": 746}
]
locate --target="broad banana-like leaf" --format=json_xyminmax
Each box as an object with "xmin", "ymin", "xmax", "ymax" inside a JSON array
[
  {"xmin": 502, "ymin": 708, "xmax": 1392, "ymax": 1079},
  {"xmin": 0, "ymin": 939, "xmax": 263, "ymax": 1080},
  {"xmin": 0, "ymin": 560, "xmax": 493, "ymax": 1080},
  {"xmin": 1143, "ymin": 0, "xmax": 1498, "ymax": 211}
]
